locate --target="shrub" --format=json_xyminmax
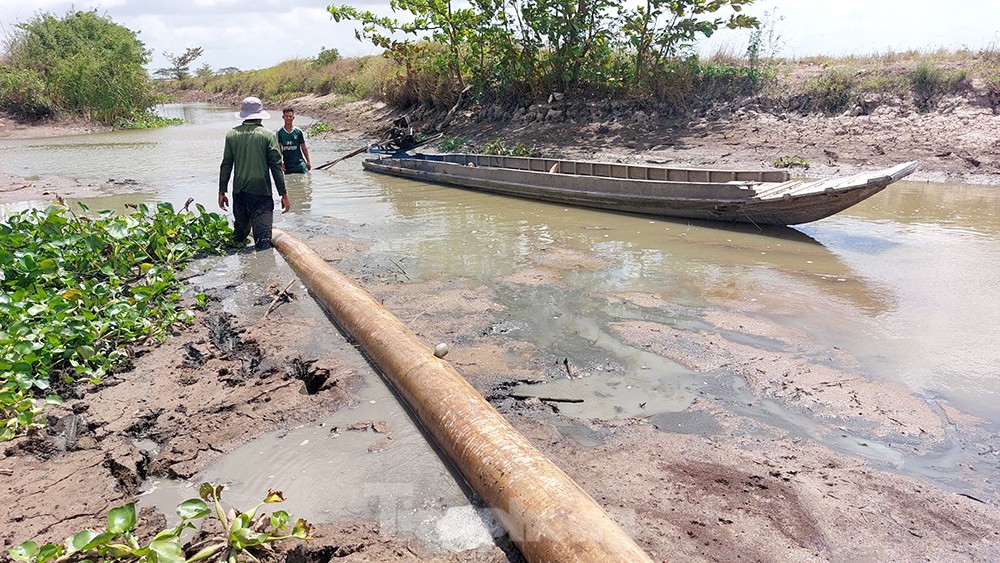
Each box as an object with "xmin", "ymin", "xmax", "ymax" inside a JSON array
[
  {"xmin": 911, "ymin": 60, "xmax": 968, "ymax": 112},
  {"xmin": 0, "ymin": 65, "xmax": 55, "ymax": 118},
  {"xmin": 801, "ymin": 68, "xmax": 858, "ymax": 114},
  {"xmin": 4, "ymin": 9, "xmax": 156, "ymax": 124},
  {"xmin": 441, "ymin": 136, "xmax": 467, "ymax": 151},
  {"xmin": 479, "ymin": 139, "xmax": 538, "ymax": 157},
  {"xmin": 774, "ymin": 155, "xmax": 810, "ymax": 169},
  {"xmin": 314, "ymin": 47, "xmax": 341, "ymax": 67}
]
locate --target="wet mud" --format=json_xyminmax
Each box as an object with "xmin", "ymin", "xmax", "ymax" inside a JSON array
[{"xmin": 4, "ymin": 79, "xmax": 1000, "ymax": 559}]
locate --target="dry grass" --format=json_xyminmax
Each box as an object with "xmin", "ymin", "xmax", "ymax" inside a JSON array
[{"xmin": 161, "ymin": 46, "xmax": 1000, "ymax": 116}]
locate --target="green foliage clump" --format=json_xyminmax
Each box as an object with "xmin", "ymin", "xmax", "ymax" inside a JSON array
[
  {"xmin": 328, "ymin": 0, "xmax": 762, "ymax": 106},
  {"xmin": 0, "ymin": 65, "xmax": 56, "ymax": 118},
  {"xmin": 799, "ymin": 68, "xmax": 858, "ymax": 115},
  {"xmin": 480, "ymin": 139, "xmax": 538, "ymax": 157},
  {"xmin": 4, "ymin": 9, "xmax": 157, "ymax": 125},
  {"xmin": 314, "ymin": 47, "xmax": 341, "ymax": 67},
  {"xmin": 441, "ymin": 136, "xmax": 467, "ymax": 152},
  {"xmin": 774, "ymin": 155, "xmax": 810, "ymax": 169},
  {"xmin": 0, "ymin": 201, "xmax": 232, "ymax": 441},
  {"xmin": 9, "ymin": 483, "xmax": 313, "ymax": 563},
  {"xmin": 306, "ymin": 121, "xmax": 332, "ymax": 136},
  {"xmin": 117, "ymin": 116, "xmax": 184, "ymax": 130},
  {"xmin": 911, "ymin": 60, "xmax": 968, "ymax": 112},
  {"xmin": 977, "ymin": 51, "xmax": 1000, "ymax": 113}
]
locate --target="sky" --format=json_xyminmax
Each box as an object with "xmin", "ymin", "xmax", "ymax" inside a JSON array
[{"xmin": 0, "ymin": 1, "xmax": 998, "ymax": 73}]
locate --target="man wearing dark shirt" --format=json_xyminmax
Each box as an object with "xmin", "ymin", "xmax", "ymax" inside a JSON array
[
  {"xmin": 277, "ymin": 107, "xmax": 311, "ymax": 173},
  {"xmin": 219, "ymin": 97, "xmax": 289, "ymax": 250}
]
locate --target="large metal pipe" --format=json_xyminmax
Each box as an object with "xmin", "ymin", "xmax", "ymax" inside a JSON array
[{"xmin": 271, "ymin": 230, "xmax": 653, "ymax": 562}]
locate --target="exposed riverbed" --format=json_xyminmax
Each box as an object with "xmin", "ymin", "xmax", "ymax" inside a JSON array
[{"xmin": 2, "ymin": 102, "xmax": 999, "ymax": 561}]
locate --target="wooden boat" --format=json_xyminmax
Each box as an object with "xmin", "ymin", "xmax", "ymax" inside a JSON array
[{"xmin": 361, "ymin": 153, "xmax": 918, "ymax": 226}]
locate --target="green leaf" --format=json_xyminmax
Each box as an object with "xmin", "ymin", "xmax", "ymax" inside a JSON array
[
  {"xmin": 35, "ymin": 543, "xmax": 63, "ymax": 563},
  {"xmin": 67, "ymin": 530, "xmax": 100, "ymax": 553},
  {"xmin": 81, "ymin": 530, "xmax": 115, "ymax": 550},
  {"xmin": 38, "ymin": 258, "xmax": 58, "ymax": 274},
  {"xmin": 106, "ymin": 222, "xmax": 130, "ymax": 239},
  {"xmin": 291, "ymin": 518, "xmax": 313, "ymax": 539},
  {"xmin": 107, "ymin": 502, "xmax": 137, "ymax": 534},
  {"xmin": 149, "ymin": 537, "xmax": 185, "ymax": 563},
  {"xmin": 270, "ymin": 510, "xmax": 290, "ymax": 530},
  {"xmin": 231, "ymin": 526, "xmax": 266, "ymax": 548},
  {"xmin": 177, "ymin": 498, "xmax": 211, "ymax": 520},
  {"xmin": 19, "ymin": 254, "xmax": 38, "ymax": 271},
  {"xmin": 8, "ymin": 541, "xmax": 39, "ymax": 562}
]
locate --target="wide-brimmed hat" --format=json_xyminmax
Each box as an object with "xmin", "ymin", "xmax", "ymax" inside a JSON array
[{"xmin": 236, "ymin": 97, "xmax": 270, "ymax": 120}]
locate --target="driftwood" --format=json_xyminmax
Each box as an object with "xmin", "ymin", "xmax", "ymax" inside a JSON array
[
  {"xmin": 509, "ymin": 393, "xmax": 584, "ymax": 404},
  {"xmin": 261, "ymin": 279, "xmax": 296, "ymax": 319},
  {"xmin": 436, "ymin": 85, "xmax": 473, "ymax": 131}
]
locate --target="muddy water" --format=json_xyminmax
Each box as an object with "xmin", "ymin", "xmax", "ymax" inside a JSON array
[{"xmin": 3, "ymin": 104, "xmax": 1000, "ymax": 543}]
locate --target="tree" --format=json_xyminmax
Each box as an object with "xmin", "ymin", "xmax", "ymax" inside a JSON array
[
  {"xmin": 329, "ymin": 1, "xmax": 476, "ymax": 89},
  {"xmin": 156, "ymin": 47, "xmax": 204, "ymax": 80},
  {"xmin": 328, "ymin": 0, "xmax": 761, "ymax": 100},
  {"xmin": 4, "ymin": 9, "xmax": 156, "ymax": 123},
  {"xmin": 314, "ymin": 46, "xmax": 341, "ymax": 66},
  {"xmin": 515, "ymin": 0, "xmax": 619, "ymax": 92},
  {"xmin": 620, "ymin": 0, "xmax": 759, "ymax": 82}
]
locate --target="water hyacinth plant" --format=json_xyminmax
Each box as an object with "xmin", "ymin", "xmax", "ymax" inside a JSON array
[
  {"xmin": 9, "ymin": 483, "xmax": 313, "ymax": 563},
  {"xmin": 0, "ymin": 201, "xmax": 232, "ymax": 440}
]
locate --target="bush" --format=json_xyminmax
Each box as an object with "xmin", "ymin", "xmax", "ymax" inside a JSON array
[
  {"xmin": 911, "ymin": 60, "xmax": 968, "ymax": 112},
  {"xmin": 4, "ymin": 9, "xmax": 156, "ymax": 124},
  {"xmin": 0, "ymin": 65, "xmax": 55, "ymax": 118},
  {"xmin": 314, "ymin": 47, "xmax": 341, "ymax": 67},
  {"xmin": 801, "ymin": 68, "xmax": 858, "ymax": 114}
]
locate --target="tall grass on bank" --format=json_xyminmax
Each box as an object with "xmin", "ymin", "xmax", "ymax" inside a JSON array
[
  {"xmin": 980, "ymin": 49, "xmax": 1000, "ymax": 112},
  {"xmin": 781, "ymin": 50, "xmax": 982, "ymax": 115},
  {"xmin": 169, "ymin": 56, "xmax": 403, "ymax": 105},
  {"xmin": 161, "ymin": 46, "xmax": 1000, "ymax": 122}
]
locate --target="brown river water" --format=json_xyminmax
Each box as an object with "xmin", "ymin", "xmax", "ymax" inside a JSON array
[{"xmin": 2, "ymin": 103, "xmax": 998, "ymax": 549}]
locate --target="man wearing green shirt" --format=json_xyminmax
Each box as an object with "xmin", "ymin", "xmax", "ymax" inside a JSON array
[
  {"xmin": 219, "ymin": 96, "xmax": 289, "ymax": 250},
  {"xmin": 278, "ymin": 107, "xmax": 311, "ymax": 173}
]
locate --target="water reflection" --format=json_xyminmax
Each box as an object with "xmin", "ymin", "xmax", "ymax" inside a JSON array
[
  {"xmin": 373, "ymin": 175, "xmax": 895, "ymax": 315},
  {"xmin": 849, "ymin": 180, "xmax": 1000, "ymax": 234},
  {"xmin": 283, "ymin": 172, "xmax": 314, "ymax": 213}
]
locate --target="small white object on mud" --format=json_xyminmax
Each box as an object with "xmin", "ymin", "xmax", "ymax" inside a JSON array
[{"xmin": 434, "ymin": 343, "xmax": 450, "ymax": 358}]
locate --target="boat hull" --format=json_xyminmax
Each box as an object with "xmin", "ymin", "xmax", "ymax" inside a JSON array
[{"xmin": 362, "ymin": 154, "xmax": 917, "ymax": 226}]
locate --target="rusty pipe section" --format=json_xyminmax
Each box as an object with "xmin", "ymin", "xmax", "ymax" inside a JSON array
[{"xmin": 271, "ymin": 230, "xmax": 652, "ymax": 562}]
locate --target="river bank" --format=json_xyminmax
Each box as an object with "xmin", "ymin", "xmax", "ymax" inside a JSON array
[
  {"xmin": 2, "ymin": 91, "xmax": 1000, "ymax": 561},
  {"xmin": 278, "ymin": 59, "xmax": 1000, "ymax": 188}
]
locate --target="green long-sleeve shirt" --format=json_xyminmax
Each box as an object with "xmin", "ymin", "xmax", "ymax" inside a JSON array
[{"xmin": 219, "ymin": 120, "xmax": 287, "ymax": 196}]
